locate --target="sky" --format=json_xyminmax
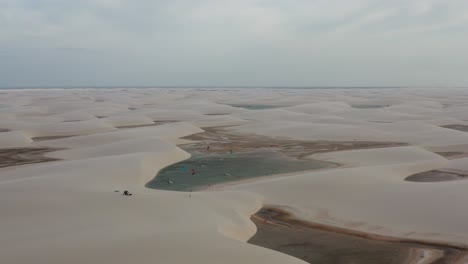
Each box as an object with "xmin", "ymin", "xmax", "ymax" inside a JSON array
[{"xmin": 1, "ymin": 0, "xmax": 468, "ymax": 87}]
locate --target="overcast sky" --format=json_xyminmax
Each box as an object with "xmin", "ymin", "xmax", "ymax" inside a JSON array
[{"xmin": 1, "ymin": 0, "xmax": 467, "ymax": 87}]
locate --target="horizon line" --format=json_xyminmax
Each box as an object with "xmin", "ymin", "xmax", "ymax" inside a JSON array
[{"xmin": 1, "ymin": 85, "xmax": 468, "ymax": 90}]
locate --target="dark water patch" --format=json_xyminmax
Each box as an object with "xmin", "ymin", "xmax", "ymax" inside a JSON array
[
  {"xmin": 146, "ymin": 149, "xmax": 331, "ymax": 191},
  {"xmin": 249, "ymin": 207, "xmax": 467, "ymax": 264},
  {"xmin": 442, "ymin": 125, "xmax": 468, "ymax": 132},
  {"xmin": 116, "ymin": 123, "xmax": 159, "ymax": 129},
  {"xmin": 228, "ymin": 104, "xmax": 281, "ymax": 110},
  {"xmin": 406, "ymin": 169, "xmax": 468, "ymax": 182},
  {"xmin": 154, "ymin": 120, "xmax": 179, "ymax": 125},
  {"xmin": 369, "ymin": 120, "xmax": 394, "ymax": 123},
  {"xmin": 32, "ymin": 135, "xmax": 75, "ymax": 141},
  {"xmin": 204, "ymin": 113, "xmax": 231, "ymax": 116},
  {"xmin": 352, "ymin": 104, "xmax": 389, "ymax": 109}
]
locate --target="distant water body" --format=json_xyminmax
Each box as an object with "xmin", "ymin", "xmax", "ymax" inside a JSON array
[{"xmin": 146, "ymin": 149, "xmax": 331, "ymax": 191}]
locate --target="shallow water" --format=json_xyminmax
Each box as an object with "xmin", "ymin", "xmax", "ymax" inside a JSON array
[{"xmin": 146, "ymin": 150, "xmax": 331, "ymax": 191}]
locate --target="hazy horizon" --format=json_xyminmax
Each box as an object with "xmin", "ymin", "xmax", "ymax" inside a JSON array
[
  {"xmin": 1, "ymin": 0, "xmax": 468, "ymax": 87},
  {"xmin": 3, "ymin": 86, "xmax": 468, "ymax": 90}
]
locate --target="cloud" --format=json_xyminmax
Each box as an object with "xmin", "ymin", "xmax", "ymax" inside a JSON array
[{"xmin": 0, "ymin": 0, "xmax": 468, "ymax": 87}]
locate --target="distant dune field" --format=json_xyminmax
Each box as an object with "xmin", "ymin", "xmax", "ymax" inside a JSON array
[{"xmin": 1, "ymin": 88, "xmax": 468, "ymax": 264}]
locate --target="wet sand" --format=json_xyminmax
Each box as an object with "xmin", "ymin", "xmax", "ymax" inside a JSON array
[
  {"xmin": 406, "ymin": 169, "xmax": 468, "ymax": 182},
  {"xmin": 249, "ymin": 207, "xmax": 468, "ymax": 264},
  {"xmin": 183, "ymin": 127, "xmax": 406, "ymax": 159},
  {"xmin": 0, "ymin": 147, "xmax": 62, "ymax": 168}
]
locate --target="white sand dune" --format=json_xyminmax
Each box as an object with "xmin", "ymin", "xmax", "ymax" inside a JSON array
[
  {"xmin": 0, "ymin": 105, "xmax": 48, "ymax": 117},
  {"xmin": 0, "ymin": 133, "xmax": 303, "ymax": 264},
  {"xmin": 52, "ymin": 111, "xmax": 100, "ymax": 122},
  {"xmin": 0, "ymin": 131, "xmax": 33, "ymax": 148},
  {"xmin": 336, "ymin": 108, "xmax": 423, "ymax": 122},
  {"xmin": 310, "ymin": 146, "xmax": 447, "ymax": 167},
  {"xmin": 130, "ymin": 108, "xmax": 207, "ymax": 121},
  {"xmin": 190, "ymin": 115, "xmax": 252, "ymax": 128},
  {"xmin": 231, "ymin": 119, "xmax": 468, "ymax": 147},
  {"xmin": 232, "ymin": 121, "xmax": 394, "ymax": 141},
  {"xmin": 22, "ymin": 119, "xmax": 116, "ymax": 138},
  {"xmin": 445, "ymin": 157, "xmax": 468, "ymax": 171},
  {"xmin": 224, "ymin": 151, "xmax": 468, "ymax": 246},
  {"xmin": 34, "ymin": 123, "xmax": 203, "ymax": 148},
  {"xmin": 2, "ymin": 88, "xmax": 468, "ymax": 263},
  {"xmin": 45, "ymin": 137, "xmax": 182, "ymax": 160},
  {"xmin": 100, "ymin": 115, "xmax": 156, "ymax": 127}
]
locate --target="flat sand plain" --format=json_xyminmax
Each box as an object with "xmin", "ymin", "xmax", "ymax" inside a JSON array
[{"xmin": 1, "ymin": 88, "xmax": 468, "ymax": 264}]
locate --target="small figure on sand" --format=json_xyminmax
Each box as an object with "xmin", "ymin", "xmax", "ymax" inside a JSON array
[
  {"xmin": 230, "ymin": 149, "xmax": 233, "ymax": 154},
  {"xmin": 123, "ymin": 190, "xmax": 132, "ymax": 196},
  {"xmin": 191, "ymin": 169, "xmax": 196, "ymax": 176},
  {"xmin": 206, "ymin": 146, "xmax": 210, "ymax": 151},
  {"xmin": 181, "ymin": 165, "xmax": 186, "ymax": 172}
]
